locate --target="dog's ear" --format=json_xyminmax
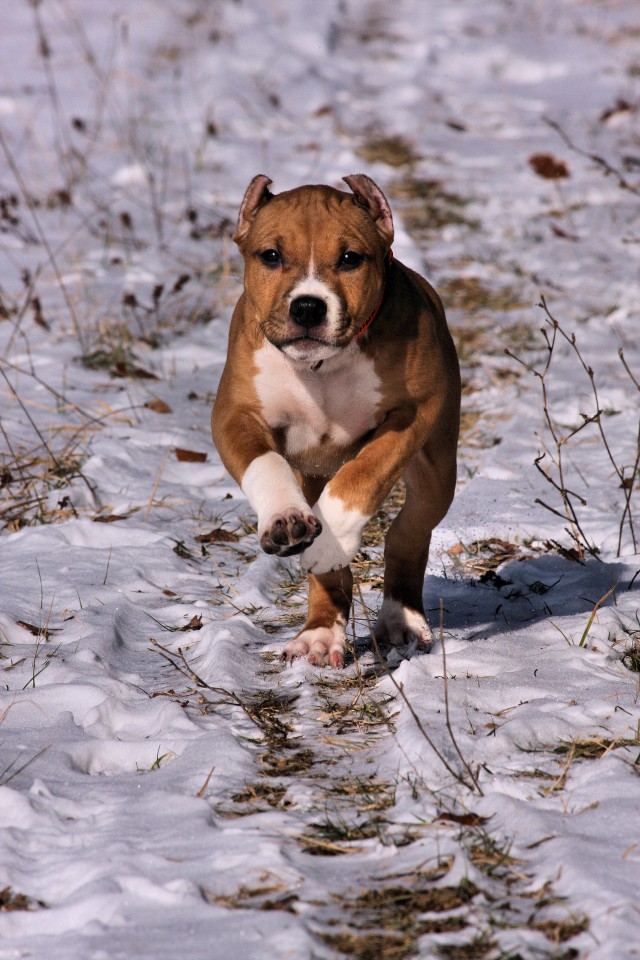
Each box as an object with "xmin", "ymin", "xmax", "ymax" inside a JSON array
[
  {"xmin": 234, "ymin": 174, "xmax": 273, "ymax": 245},
  {"xmin": 343, "ymin": 174, "xmax": 394, "ymax": 248}
]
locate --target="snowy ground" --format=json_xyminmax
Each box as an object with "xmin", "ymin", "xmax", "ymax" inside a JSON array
[{"xmin": 1, "ymin": 2, "xmax": 639, "ymax": 958}]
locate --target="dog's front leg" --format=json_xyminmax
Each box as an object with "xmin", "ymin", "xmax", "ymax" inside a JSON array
[
  {"xmin": 301, "ymin": 408, "xmax": 424, "ymax": 575},
  {"xmin": 241, "ymin": 451, "xmax": 322, "ymax": 557},
  {"xmin": 301, "ymin": 406, "xmax": 448, "ymax": 651},
  {"xmin": 212, "ymin": 408, "xmax": 322, "ymax": 557}
]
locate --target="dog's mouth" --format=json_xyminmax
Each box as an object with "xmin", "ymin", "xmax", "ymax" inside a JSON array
[{"xmin": 271, "ymin": 333, "xmax": 347, "ymax": 362}]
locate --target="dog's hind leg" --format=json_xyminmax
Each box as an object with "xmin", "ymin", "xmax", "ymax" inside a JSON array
[{"xmin": 374, "ymin": 446, "xmax": 456, "ymax": 650}]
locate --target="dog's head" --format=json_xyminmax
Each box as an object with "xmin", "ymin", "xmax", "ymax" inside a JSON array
[{"xmin": 233, "ymin": 174, "xmax": 394, "ymax": 362}]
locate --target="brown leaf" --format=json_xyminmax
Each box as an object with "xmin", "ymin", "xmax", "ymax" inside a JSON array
[
  {"xmin": 16, "ymin": 620, "xmax": 62, "ymax": 637},
  {"xmin": 145, "ymin": 398, "xmax": 172, "ymax": 414},
  {"xmin": 529, "ymin": 153, "xmax": 570, "ymax": 179},
  {"xmin": 180, "ymin": 615, "xmax": 203, "ymax": 631},
  {"xmin": 435, "ymin": 811, "xmax": 490, "ymax": 827},
  {"xmin": 175, "ymin": 448, "xmax": 207, "ymax": 463},
  {"xmin": 195, "ymin": 528, "xmax": 239, "ymax": 544},
  {"xmin": 93, "ymin": 509, "xmax": 138, "ymax": 523},
  {"xmin": 112, "ymin": 360, "xmax": 159, "ymax": 380},
  {"xmin": 551, "ymin": 223, "xmax": 580, "ymax": 241}
]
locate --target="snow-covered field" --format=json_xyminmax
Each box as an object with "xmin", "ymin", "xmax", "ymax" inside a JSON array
[{"xmin": 1, "ymin": 2, "xmax": 639, "ymax": 958}]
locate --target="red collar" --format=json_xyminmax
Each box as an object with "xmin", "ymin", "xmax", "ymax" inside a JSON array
[{"xmin": 354, "ymin": 249, "xmax": 393, "ymax": 339}]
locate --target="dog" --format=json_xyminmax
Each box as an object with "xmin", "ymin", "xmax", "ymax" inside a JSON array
[{"xmin": 212, "ymin": 174, "xmax": 460, "ymax": 667}]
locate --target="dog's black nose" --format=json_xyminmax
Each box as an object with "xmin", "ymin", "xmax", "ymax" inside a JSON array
[{"xmin": 289, "ymin": 296, "xmax": 327, "ymax": 329}]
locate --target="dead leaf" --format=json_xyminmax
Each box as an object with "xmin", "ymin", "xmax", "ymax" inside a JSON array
[
  {"xmin": 93, "ymin": 509, "xmax": 138, "ymax": 523},
  {"xmin": 180, "ymin": 615, "xmax": 203, "ymax": 631},
  {"xmin": 175, "ymin": 448, "xmax": 207, "ymax": 463},
  {"xmin": 435, "ymin": 811, "xmax": 490, "ymax": 827},
  {"xmin": 112, "ymin": 360, "xmax": 159, "ymax": 380},
  {"xmin": 529, "ymin": 153, "xmax": 570, "ymax": 179},
  {"xmin": 551, "ymin": 223, "xmax": 579, "ymax": 241},
  {"xmin": 145, "ymin": 398, "xmax": 173, "ymax": 414},
  {"xmin": 195, "ymin": 528, "xmax": 239, "ymax": 543},
  {"xmin": 16, "ymin": 620, "xmax": 62, "ymax": 637},
  {"xmin": 447, "ymin": 543, "xmax": 465, "ymax": 556}
]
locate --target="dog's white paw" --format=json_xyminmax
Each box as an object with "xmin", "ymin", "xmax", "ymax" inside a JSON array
[
  {"xmin": 300, "ymin": 491, "xmax": 366, "ymax": 574},
  {"xmin": 373, "ymin": 598, "xmax": 433, "ymax": 650},
  {"xmin": 241, "ymin": 452, "xmax": 320, "ymax": 557},
  {"xmin": 283, "ymin": 623, "xmax": 347, "ymax": 668},
  {"xmin": 260, "ymin": 509, "xmax": 321, "ymax": 557}
]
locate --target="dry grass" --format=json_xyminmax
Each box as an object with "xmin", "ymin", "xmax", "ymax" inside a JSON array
[
  {"xmin": 622, "ymin": 642, "xmax": 640, "ymax": 673},
  {"xmin": 0, "ymin": 886, "xmax": 46, "ymax": 911},
  {"xmin": 220, "ymin": 781, "xmax": 291, "ymax": 817},
  {"xmin": 434, "ymin": 936, "xmax": 496, "ymax": 960},
  {"xmin": 206, "ymin": 876, "xmax": 298, "ymax": 913},
  {"xmin": 439, "ymin": 277, "xmax": 527, "ymax": 315},
  {"xmin": 390, "ymin": 175, "xmax": 479, "ymax": 233},
  {"xmin": 0, "ymin": 432, "xmax": 93, "ymax": 530},
  {"xmin": 317, "ymin": 868, "xmax": 477, "ymax": 960},
  {"xmin": 259, "ymin": 746, "xmax": 317, "ymax": 777},
  {"xmin": 532, "ymin": 916, "xmax": 589, "ymax": 944},
  {"xmin": 446, "ymin": 538, "xmax": 529, "ymax": 577},
  {"xmin": 551, "ymin": 735, "xmax": 640, "ymax": 761},
  {"xmin": 356, "ymin": 135, "xmax": 421, "ymax": 168}
]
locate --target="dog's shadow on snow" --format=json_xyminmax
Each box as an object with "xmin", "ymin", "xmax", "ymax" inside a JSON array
[{"xmin": 422, "ymin": 553, "xmax": 639, "ymax": 642}]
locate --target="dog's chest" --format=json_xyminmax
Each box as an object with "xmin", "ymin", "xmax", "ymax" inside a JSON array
[{"xmin": 253, "ymin": 343, "xmax": 382, "ymax": 471}]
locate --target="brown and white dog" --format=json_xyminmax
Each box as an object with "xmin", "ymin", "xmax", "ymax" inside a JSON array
[{"xmin": 212, "ymin": 174, "xmax": 460, "ymax": 667}]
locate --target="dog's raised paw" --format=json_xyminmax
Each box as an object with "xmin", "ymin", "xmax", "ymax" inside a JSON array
[
  {"xmin": 373, "ymin": 597, "xmax": 433, "ymax": 650},
  {"xmin": 282, "ymin": 624, "xmax": 346, "ymax": 668},
  {"xmin": 260, "ymin": 510, "xmax": 322, "ymax": 557}
]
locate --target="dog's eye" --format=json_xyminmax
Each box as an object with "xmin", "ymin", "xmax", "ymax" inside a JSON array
[
  {"xmin": 259, "ymin": 249, "xmax": 282, "ymax": 267},
  {"xmin": 339, "ymin": 250, "xmax": 364, "ymax": 270}
]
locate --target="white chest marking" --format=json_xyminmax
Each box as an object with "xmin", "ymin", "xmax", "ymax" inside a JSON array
[{"xmin": 253, "ymin": 341, "xmax": 382, "ymax": 457}]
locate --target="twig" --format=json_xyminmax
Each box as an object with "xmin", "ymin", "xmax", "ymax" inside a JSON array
[
  {"xmin": 620, "ymin": 348, "xmax": 640, "ymax": 393},
  {"xmin": 0, "ymin": 744, "xmax": 50, "ymax": 786},
  {"xmin": 439, "ymin": 599, "xmax": 483, "ymax": 793},
  {"xmin": 541, "ymin": 296, "xmax": 637, "ymax": 554},
  {"xmin": 0, "ymin": 357, "xmax": 95, "ymax": 424},
  {"xmin": 0, "ymin": 127, "xmax": 85, "ymax": 348},
  {"xmin": 507, "ymin": 295, "xmax": 639, "ymax": 557},
  {"xmin": 544, "ymin": 116, "xmax": 640, "ymax": 198},
  {"xmin": 144, "ymin": 443, "xmax": 173, "ymax": 520},
  {"xmin": 355, "ymin": 585, "xmax": 481, "ymax": 794},
  {"xmin": 0, "ymin": 367, "xmax": 99, "ymax": 507},
  {"xmin": 196, "ymin": 766, "xmax": 216, "ymax": 798}
]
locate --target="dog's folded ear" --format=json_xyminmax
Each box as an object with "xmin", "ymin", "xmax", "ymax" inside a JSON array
[
  {"xmin": 343, "ymin": 174, "xmax": 394, "ymax": 249},
  {"xmin": 234, "ymin": 174, "xmax": 273, "ymax": 244}
]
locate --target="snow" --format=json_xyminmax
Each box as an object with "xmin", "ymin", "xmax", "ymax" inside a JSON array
[{"xmin": 1, "ymin": 0, "xmax": 639, "ymax": 958}]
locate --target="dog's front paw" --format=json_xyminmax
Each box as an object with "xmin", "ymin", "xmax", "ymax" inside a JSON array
[
  {"xmin": 282, "ymin": 624, "xmax": 346, "ymax": 668},
  {"xmin": 260, "ymin": 509, "xmax": 322, "ymax": 557}
]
